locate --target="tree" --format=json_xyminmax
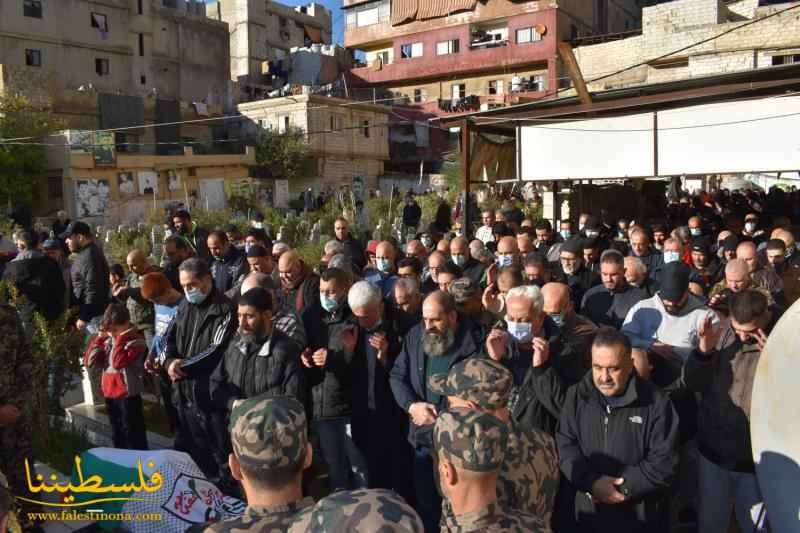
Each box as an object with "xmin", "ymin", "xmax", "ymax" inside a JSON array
[
  {"xmin": 0, "ymin": 93, "xmax": 64, "ymax": 206},
  {"xmin": 254, "ymin": 125, "xmax": 313, "ymax": 181}
]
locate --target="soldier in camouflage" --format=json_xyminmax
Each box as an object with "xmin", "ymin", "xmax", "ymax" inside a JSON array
[
  {"xmin": 195, "ymin": 395, "xmax": 314, "ymax": 532},
  {"xmin": 0, "ymin": 303, "xmax": 35, "ymax": 528},
  {"xmin": 288, "ymin": 488, "xmax": 424, "ymax": 532},
  {"xmin": 434, "ymin": 409, "xmax": 546, "ymax": 532},
  {"xmin": 429, "ymin": 358, "xmax": 559, "ymax": 529}
]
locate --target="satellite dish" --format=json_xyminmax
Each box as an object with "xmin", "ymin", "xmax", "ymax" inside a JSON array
[{"xmin": 750, "ymin": 299, "xmax": 800, "ymax": 532}]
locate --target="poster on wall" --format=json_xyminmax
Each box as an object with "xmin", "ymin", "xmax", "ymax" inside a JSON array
[
  {"xmin": 75, "ymin": 179, "xmax": 110, "ymax": 217},
  {"xmin": 93, "ymin": 132, "xmax": 116, "ymax": 166},
  {"xmin": 118, "ymin": 172, "xmax": 136, "ymax": 196},
  {"xmin": 138, "ymin": 171, "xmax": 158, "ymax": 195},
  {"xmin": 274, "ymin": 179, "xmax": 289, "ymax": 209},
  {"xmin": 168, "ymin": 170, "xmax": 182, "ymax": 192},
  {"xmin": 67, "ymin": 130, "xmax": 93, "ymax": 154},
  {"xmin": 199, "ymin": 178, "xmax": 226, "ymax": 211}
]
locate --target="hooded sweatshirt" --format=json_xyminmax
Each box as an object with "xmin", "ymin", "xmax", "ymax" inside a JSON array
[{"xmin": 621, "ymin": 293, "xmax": 719, "ymax": 361}]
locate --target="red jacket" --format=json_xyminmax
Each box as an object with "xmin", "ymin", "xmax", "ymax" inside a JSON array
[{"xmin": 83, "ymin": 328, "xmax": 147, "ymax": 399}]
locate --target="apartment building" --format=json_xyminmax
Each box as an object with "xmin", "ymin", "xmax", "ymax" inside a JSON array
[
  {"xmin": 236, "ymin": 94, "xmax": 390, "ymax": 187},
  {"xmin": 207, "ymin": 0, "xmax": 333, "ymax": 102},
  {"xmin": 0, "ymin": 0, "xmax": 230, "ymax": 105},
  {"xmin": 572, "ymin": 0, "xmax": 800, "ymax": 92},
  {"xmin": 343, "ymin": 0, "xmax": 644, "ymax": 115}
]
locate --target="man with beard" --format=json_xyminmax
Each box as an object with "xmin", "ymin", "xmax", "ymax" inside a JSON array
[
  {"xmin": 239, "ymin": 272, "xmax": 306, "ymax": 348},
  {"xmin": 161, "ymin": 258, "xmax": 236, "ymax": 488},
  {"xmin": 534, "ymin": 220, "xmax": 563, "ymax": 263},
  {"xmin": 524, "ymin": 252, "xmax": 553, "ymax": 287},
  {"xmin": 558, "ymin": 328, "xmax": 679, "ymax": 533},
  {"xmin": 449, "ymin": 237, "xmax": 485, "ymax": 286},
  {"xmin": 622, "ymin": 262, "xmax": 718, "ymax": 364},
  {"xmin": 65, "ymin": 221, "xmax": 110, "ymax": 334},
  {"xmin": 582, "ymin": 250, "xmax": 647, "ymax": 329},
  {"xmin": 172, "ymin": 209, "xmax": 210, "ymax": 260},
  {"xmin": 484, "ymin": 285, "xmax": 568, "ymax": 435},
  {"xmin": 683, "ymin": 290, "xmax": 774, "ymax": 532},
  {"xmin": 735, "ymin": 241, "xmax": 784, "ymax": 306},
  {"xmin": 302, "ymin": 267, "xmax": 367, "ymax": 492},
  {"xmin": 390, "ymin": 291, "xmax": 480, "ymax": 532},
  {"xmin": 207, "ymin": 231, "xmax": 248, "ymax": 294},
  {"xmin": 391, "ymin": 277, "xmax": 422, "ymax": 337},
  {"xmin": 770, "ymin": 228, "xmax": 800, "ymax": 304},
  {"xmin": 347, "ymin": 282, "xmax": 414, "ymax": 503},
  {"xmin": 278, "ymin": 250, "xmax": 320, "ymax": 322},
  {"xmin": 688, "ymin": 238, "xmax": 721, "ymax": 292},
  {"xmin": 449, "ymin": 277, "xmax": 494, "ymax": 333},
  {"xmin": 582, "ymin": 238, "xmax": 602, "ymax": 274},
  {"xmin": 162, "ymin": 235, "xmax": 194, "ymax": 291},
  {"xmin": 554, "ymin": 238, "xmax": 601, "ymax": 311},
  {"xmin": 210, "ymin": 288, "xmax": 304, "ymax": 416},
  {"xmin": 652, "ymin": 224, "xmax": 668, "ymax": 252}
]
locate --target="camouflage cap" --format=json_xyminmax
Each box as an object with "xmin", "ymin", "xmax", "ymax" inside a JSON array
[
  {"xmin": 229, "ymin": 395, "xmax": 308, "ymax": 470},
  {"xmin": 428, "ymin": 358, "xmax": 513, "ymax": 410},
  {"xmin": 289, "ymin": 489, "xmax": 424, "ymax": 533},
  {"xmin": 448, "ymin": 277, "xmax": 478, "ymax": 304},
  {"xmin": 434, "ymin": 409, "xmax": 508, "ymax": 472}
]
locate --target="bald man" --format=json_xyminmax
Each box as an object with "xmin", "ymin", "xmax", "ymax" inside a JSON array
[
  {"xmin": 541, "ymin": 282, "xmax": 597, "ymax": 385},
  {"xmin": 771, "ymin": 229, "xmax": 800, "ymax": 304},
  {"xmin": 365, "ymin": 241, "xmax": 398, "ymax": 300},
  {"xmin": 405, "ymin": 239, "xmax": 428, "ymax": 261},
  {"xmin": 495, "ymin": 236, "xmax": 519, "ymax": 269},
  {"xmin": 736, "ymin": 241, "xmax": 784, "ymax": 304},
  {"xmin": 450, "ymin": 236, "xmax": 485, "ymax": 286},
  {"xmin": 113, "ymin": 249, "xmax": 160, "ymax": 345},
  {"xmin": 278, "ymin": 250, "xmax": 320, "ymax": 318}
]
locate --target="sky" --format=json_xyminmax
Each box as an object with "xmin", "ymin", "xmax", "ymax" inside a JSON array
[{"xmin": 207, "ymin": 0, "xmax": 345, "ymax": 43}]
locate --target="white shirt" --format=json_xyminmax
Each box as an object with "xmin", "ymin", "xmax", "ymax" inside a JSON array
[{"xmin": 475, "ymin": 225, "xmax": 494, "ymax": 245}]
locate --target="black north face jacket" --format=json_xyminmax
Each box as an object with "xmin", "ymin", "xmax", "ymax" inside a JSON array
[{"xmin": 557, "ymin": 373, "xmax": 679, "ymax": 533}]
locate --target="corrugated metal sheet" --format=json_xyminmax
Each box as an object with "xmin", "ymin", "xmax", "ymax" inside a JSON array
[
  {"xmin": 417, "ymin": 0, "xmax": 477, "ymax": 20},
  {"xmin": 391, "ymin": 0, "xmax": 417, "ymax": 26}
]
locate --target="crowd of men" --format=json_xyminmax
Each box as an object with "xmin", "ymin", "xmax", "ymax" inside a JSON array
[{"xmin": 1, "ymin": 186, "xmax": 798, "ymax": 532}]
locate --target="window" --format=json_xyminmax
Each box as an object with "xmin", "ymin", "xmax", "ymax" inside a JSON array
[
  {"xmin": 436, "ymin": 39, "xmax": 460, "ymax": 55},
  {"xmin": 91, "ymin": 12, "xmax": 108, "ymax": 32},
  {"xmin": 139, "ymin": 34, "xmax": 145, "ymax": 56},
  {"xmin": 345, "ymin": 0, "xmax": 390, "ymax": 29},
  {"xmin": 279, "ymin": 17, "xmax": 287, "ymax": 28},
  {"xmin": 772, "ymin": 54, "xmax": 800, "ymax": 66},
  {"xmin": 452, "ymin": 83, "xmax": 466, "ymax": 101},
  {"xmin": 25, "ymin": 49, "xmax": 41, "ymax": 67},
  {"xmin": 413, "ymin": 88, "xmax": 426, "ymax": 103},
  {"xmin": 531, "ymin": 74, "xmax": 546, "ymax": 92},
  {"xmin": 278, "ymin": 116, "xmax": 289, "ymax": 134},
  {"xmin": 376, "ymin": 51, "xmax": 390, "ymax": 65},
  {"xmin": 140, "ymin": 75, "xmax": 146, "ymax": 85},
  {"xmin": 401, "ymin": 42, "xmax": 423, "ymax": 59},
  {"xmin": 137, "ymin": 0, "xmax": 143, "ymax": 15},
  {"xmin": 362, "ymin": 120, "xmax": 370, "ymax": 138},
  {"xmin": 162, "ymin": 0, "xmax": 177, "ymax": 8},
  {"xmin": 95, "ymin": 58, "xmax": 110, "ymax": 76},
  {"xmin": 24, "ymin": 0, "xmax": 42, "ymax": 18},
  {"xmin": 488, "ymin": 79, "xmax": 504, "ymax": 95},
  {"xmin": 516, "ymin": 27, "xmax": 542, "ymax": 44}
]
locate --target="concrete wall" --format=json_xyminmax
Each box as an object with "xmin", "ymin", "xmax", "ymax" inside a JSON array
[
  {"xmin": 0, "ymin": 0, "xmax": 230, "ymax": 103},
  {"xmin": 572, "ymin": 0, "xmax": 800, "ymax": 91}
]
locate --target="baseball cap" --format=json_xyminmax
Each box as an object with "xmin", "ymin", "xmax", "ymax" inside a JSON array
[
  {"xmin": 658, "ymin": 262, "xmax": 691, "ymax": 302},
  {"xmin": 64, "ymin": 221, "xmax": 92, "ymax": 237},
  {"xmin": 229, "ymin": 395, "xmax": 307, "ymax": 470},
  {"xmin": 561, "ymin": 237, "xmax": 583, "ymax": 255},
  {"xmin": 448, "ymin": 277, "xmax": 478, "ymax": 304},
  {"xmin": 691, "ymin": 237, "xmax": 711, "ymax": 255},
  {"xmin": 428, "ymin": 359, "xmax": 512, "ymax": 410},
  {"xmin": 433, "ymin": 408, "xmax": 508, "ymax": 472},
  {"xmin": 289, "ymin": 489, "xmax": 423, "ymax": 532},
  {"xmin": 721, "ymin": 234, "xmax": 740, "ymax": 253}
]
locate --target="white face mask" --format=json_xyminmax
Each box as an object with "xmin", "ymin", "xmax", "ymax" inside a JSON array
[
  {"xmin": 690, "ymin": 228, "xmax": 702, "ymax": 237},
  {"xmin": 585, "ymin": 230, "xmax": 599, "ymax": 238},
  {"xmin": 745, "ymin": 222, "xmax": 757, "ymax": 233},
  {"xmin": 663, "ymin": 251, "xmax": 680, "ymax": 264},
  {"xmin": 506, "ymin": 320, "xmax": 532, "ymax": 343}
]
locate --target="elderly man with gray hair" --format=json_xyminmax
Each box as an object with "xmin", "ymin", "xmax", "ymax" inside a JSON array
[{"xmin": 346, "ymin": 281, "xmax": 415, "ymax": 503}]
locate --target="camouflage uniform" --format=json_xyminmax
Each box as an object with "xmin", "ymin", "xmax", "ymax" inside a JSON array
[
  {"xmin": 434, "ymin": 409, "xmax": 547, "ymax": 533},
  {"xmin": 198, "ymin": 395, "xmax": 312, "ymax": 532},
  {"xmin": 0, "ymin": 304, "xmax": 34, "ymax": 517},
  {"xmin": 288, "ymin": 488, "xmax": 424, "ymax": 532},
  {"xmin": 429, "ymin": 359, "xmax": 559, "ymax": 527}
]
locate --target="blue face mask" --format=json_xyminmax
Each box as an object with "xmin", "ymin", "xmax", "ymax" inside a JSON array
[
  {"xmin": 663, "ymin": 251, "xmax": 680, "ymax": 264},
  {"xmin": 550, "ymin": 313, "xmax": 564, "ymax": 327},
  {"xmin": 422, "ymin": 237, "xmax": 433, "ymax": 248},
  {"xmin": 184, "ymin": 287, "xmax": 208, "ymax": 305},
  {"xmin": 451, "ymin": 254, "xmax": 466, "ymax": 267},
  {"xmin": 560, "ymin": 230, "xmax": 572, "ymax": 240},
  {"xmin": 496, "ymin": 255, "xmax": 514, "ymax": 268},
  {"xmin": 506, "ymin": 320, "xmax": 532, "ymax": 343},
  {"xmin": 320, "ymin": 295, "xmax": 339, "ymax": 313},
  {"xmin": 376, "ymin": 258, "xmax": 392, "ymax": 273}
]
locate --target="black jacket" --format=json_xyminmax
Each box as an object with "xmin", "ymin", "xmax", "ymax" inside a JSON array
[
  {"xmin": 281, "ymin": 266, "xmax": 321, "ymax": 324},
  {"xmin": 303, "ymin": 302, "xmax": 358, "ymax": 420},
  {"xmin": 338, "ymin": 237, "xmax": 366, "ymax": 272},
  {"xmin": 3, "ymin": 255, "xmax": 66, "ymax": 321},
  {"xmin": 557, "ymin": 373, "xmax": 679, "ymax": 533},
  {"xmin": 210, "ymin": 247, "xmax": 248, "ymax": 294},
  {"xmin": 162, "ymin": 288, "xmax": 236, "ymax": 411},
  {"xmin": 209, "ymin": 327, "xmax": 304, "ymax": 411},
  {"xmin": 554, "ymin": 266, "xmax": 601, "ymax": 311},
  {"xmin": 402, "ymin": 202, "xmax": 422, "ymax": 227},
  {"xmin": 181, "ymin": 226, "xmax": 211, "ymax": 261},
  {"xmin": 390, "ymin": 320, "xmax": 480, "ymax": 447},
  {"xmin": 461, "ymin": 257, "xmax": 486, "ymax": 287},
  {"xmin": 581, "ymin": 284, "xmax": 648, "ymax": 330},
  {"xmin": 511, "ymin": 315, "xmax": 595, "ymax": 435},
  {"xmin": 70, "ymin": 242, "xmax": 110, "ymax": 321}
]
